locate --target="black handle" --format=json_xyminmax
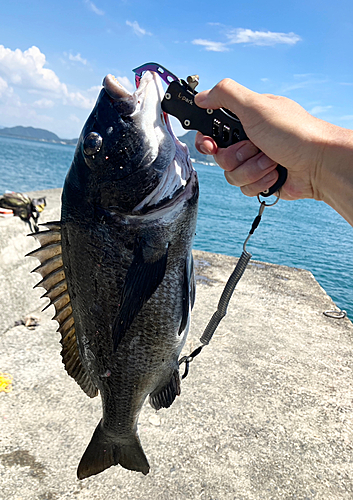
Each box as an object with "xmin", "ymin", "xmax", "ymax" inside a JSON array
[{"xmin": 162, "ymin": 80, "xmax": 288, "ymax": 197}]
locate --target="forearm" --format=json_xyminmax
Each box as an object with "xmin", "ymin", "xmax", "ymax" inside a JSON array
[
  {"xmin": 195, "ymin": 79, "xmax": 353, "ymax": 227},
  {"xmin": 316, "ymin": 124, "xmax": 353, "ymax": 226}
]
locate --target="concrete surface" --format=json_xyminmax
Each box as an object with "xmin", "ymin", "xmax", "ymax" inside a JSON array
[
  {"xmin": 0, "ymin": 189, "xmax": 352, "ymax": 499},
  {"xmin": 0, "ymin": 189, "xmax": 62, "ymax": 335}
]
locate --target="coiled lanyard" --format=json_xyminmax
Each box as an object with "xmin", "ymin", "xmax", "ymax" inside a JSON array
[{"xmin": 179, "ymin": 193, "xmax": 280, "ymax": 379}]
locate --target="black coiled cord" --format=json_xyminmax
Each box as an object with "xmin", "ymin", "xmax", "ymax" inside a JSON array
[
  {"xmin": 179, "ymin": 199, "xmax": 275, "ymax": 380},
  {"xmin": 200, "ymin": 249, "xmax": 252, "ymax": 345}
]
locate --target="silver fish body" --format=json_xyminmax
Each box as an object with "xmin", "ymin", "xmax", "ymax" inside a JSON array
[{"xmin": 29, "ymin": 71, "xmax": 198, "ymax": 479}]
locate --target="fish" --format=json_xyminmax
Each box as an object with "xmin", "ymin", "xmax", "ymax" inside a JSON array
[{"xmin": 28, "ymin": 70, "xmax": 199, "ymax": 479}]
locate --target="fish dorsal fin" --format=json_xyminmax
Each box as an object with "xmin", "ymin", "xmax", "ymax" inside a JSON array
[
  {"xmin": 27, "ymin": 222, "xmax": 98, "ymax": 398},
  {"xmin": 149, "ymin": 369, "xmax": 181, "ymax": 410}
]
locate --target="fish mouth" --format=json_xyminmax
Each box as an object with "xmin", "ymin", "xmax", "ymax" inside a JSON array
[{"xmin": 103, "ymin": 72, "xmax": 195, "ymax": 213}]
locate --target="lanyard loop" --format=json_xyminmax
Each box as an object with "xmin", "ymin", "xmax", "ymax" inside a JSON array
[{"xmin": 179, "ymin": 193, "xmax": 280, "ymax": 379}]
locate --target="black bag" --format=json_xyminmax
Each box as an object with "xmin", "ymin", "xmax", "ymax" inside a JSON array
[{"xmin": 0, "ymin": 192, "xmax": 46, "ymax": 232}]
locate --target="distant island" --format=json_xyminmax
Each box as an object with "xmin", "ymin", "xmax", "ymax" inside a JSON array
[
  {"xmin": 0, "ymin": 126, "xmax": 77, "ymax": 145},
  {"xmin": 0, "ymin": 126, "xmax": 215, "ymax": 164}
]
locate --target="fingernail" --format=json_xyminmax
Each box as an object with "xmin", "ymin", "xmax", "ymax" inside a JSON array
[
  {"xmin": 236, "ymin": 143, "xmax": 259, "ymax": 162},
  {"xmin": 199, "ymin": 144, "xmax": 211, "ymax": 155},
  {"xmin": 257, "ymin": 154, "xmax": 276, "ymax": 170},
  {"xmin": 263, "ymin": 170, "xmax": 278, "ymax": 184}
]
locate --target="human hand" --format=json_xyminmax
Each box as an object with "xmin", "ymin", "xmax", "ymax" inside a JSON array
[{"xmin": 194, "ymin": 79, "xmax": 326, "ymax": 201}]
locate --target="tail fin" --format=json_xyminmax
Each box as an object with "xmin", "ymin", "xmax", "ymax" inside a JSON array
[{"xmin": 77, "ymin": 420, "xmax": 150, "ymax": 479}]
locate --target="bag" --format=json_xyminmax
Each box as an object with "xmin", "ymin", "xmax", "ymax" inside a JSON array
[{"xmin": 0, "ymin": 192, "xmax": 46, "ymax": 232}]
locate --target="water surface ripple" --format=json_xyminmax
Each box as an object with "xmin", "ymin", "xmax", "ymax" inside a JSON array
[{"xmin": 0, "ymin": 136, "xmax": 351, "ymax": 318}]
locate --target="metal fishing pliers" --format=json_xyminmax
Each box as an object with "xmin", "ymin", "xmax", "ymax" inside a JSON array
[{"xmin": 133, "ymin": 62, "xmax": 287, "ymax": 197}]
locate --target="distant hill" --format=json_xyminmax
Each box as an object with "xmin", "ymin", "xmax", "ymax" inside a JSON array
[
  {"xmin": 0, "ymin": 126, "xmax": 215, "ymax": 163},
  {"xmin": 0, "ymin": 126, "xmax": 77, "ymax": 145}
]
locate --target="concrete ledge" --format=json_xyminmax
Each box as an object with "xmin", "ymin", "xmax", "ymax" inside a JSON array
[{"xmin": 0, "ymin": 189, "xmax": 352, "ymax": 499}]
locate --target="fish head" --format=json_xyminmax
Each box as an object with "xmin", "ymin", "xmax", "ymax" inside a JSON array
[{"xmin": 64, "ymin": 70, "xmax": 193, "ymax": 215}]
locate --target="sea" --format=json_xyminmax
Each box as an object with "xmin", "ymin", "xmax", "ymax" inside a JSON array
[{"xmin": 0, "ymin": 135, "xmax": 352, "ymax": 319}]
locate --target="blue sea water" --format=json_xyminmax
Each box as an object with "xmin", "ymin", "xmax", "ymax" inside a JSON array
[{"xmin": 0, "ymin": 135, "xmax": 352, "ymax": 319}]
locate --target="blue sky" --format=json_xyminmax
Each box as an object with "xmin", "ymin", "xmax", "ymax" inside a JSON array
[{"xmin": 1, "ymin": 0, "xmax": 353, "ymax": 139}]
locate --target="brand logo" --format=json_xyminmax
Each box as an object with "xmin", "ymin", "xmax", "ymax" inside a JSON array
[{"xmin": 178, "ymin": 92, "xmax": 193, "ymax": 106}]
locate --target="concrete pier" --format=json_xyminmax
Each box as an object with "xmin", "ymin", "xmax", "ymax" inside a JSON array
[{"xmin": 0, "ymin": 189, "xmax": 352, "ymax": 499}]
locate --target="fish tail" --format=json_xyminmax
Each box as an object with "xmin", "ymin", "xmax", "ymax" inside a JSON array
[{"xmin": 77, "ymin": 420, "xmax": 149, "ymax": 479}]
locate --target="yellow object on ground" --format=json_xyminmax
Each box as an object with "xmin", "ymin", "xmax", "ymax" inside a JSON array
[{"xmin": 0, "ymin": 373, "xmax": 13, "ymax": 393}]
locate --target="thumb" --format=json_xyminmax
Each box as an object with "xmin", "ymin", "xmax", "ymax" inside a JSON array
[{"xmin": 194, "ymin": 78, "xmax": 258, "ymax": 119}]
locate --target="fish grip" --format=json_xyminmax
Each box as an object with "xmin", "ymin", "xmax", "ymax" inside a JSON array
[{"xmin": 179, "ymin": 198, "xmax": 276, "ymax": 380}]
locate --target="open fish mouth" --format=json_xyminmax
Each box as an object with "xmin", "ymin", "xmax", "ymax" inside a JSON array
[{"xmin": 103, "ymin": 72, "xmax": 195, "ymax": 214}]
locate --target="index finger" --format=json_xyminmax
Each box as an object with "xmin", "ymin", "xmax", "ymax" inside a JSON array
[{"xmin": 194, "ymin": 79, "xmax": 258, "ymax": 117}]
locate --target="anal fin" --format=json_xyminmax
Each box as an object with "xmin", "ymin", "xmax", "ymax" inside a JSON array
[{"xmin": 149, "ymin": 369, "xmax": 181, "ymax": 411}]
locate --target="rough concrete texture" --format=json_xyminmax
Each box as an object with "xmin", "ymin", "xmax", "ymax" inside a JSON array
[
  {"xmin": 0, "ymin": 189, "xmax": 352, "ymax": 500},
  {"xmin": 0, "ymin": 189, "xmax": 63, "ymax": 334}
]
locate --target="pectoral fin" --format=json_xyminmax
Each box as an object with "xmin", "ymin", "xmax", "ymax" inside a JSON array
[
  {"xmin": 112, "ymin": 238, "xmax": 168, "ymax": 351},
  {"xmin": 178, "ymin": 254, "xmax": 196, "ymax": 335}
]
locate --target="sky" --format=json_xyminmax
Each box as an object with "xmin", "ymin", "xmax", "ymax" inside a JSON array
[{"xmin": 1, "ymin": 0, "xmax": 353, "ymax": 139}]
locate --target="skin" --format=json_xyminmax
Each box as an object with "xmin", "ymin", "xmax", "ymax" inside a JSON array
[{"xmin": 194, "ymin": 78, "xmax": 353, "ymax": 226}]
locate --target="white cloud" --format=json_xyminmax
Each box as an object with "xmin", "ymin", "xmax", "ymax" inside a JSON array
[
  {"xmin": 68, "ymin": 53, "xmax": 87, "ymax": 65},
  {"xmin": 0, "ymin": 76, "xmax": 9, "ymax": 97},
  {"xmin": 84, "ymin": 0, "xmax": 104, "ymax": 16},
  {"xmin": 0, "ymin": 45, "xmax": 66, "ymax": 93},
  {"xmin": 126, "ymin": 20, "xmax": 152, "ymax": 37},
  {"xmin": 63, "ymin": 91, "xmax": 94, "ymax": 109},
  {"xmin": 309, "ymin": 105, "xmax": 332, "ymax": 115},
  {"xmin": 69, "ymin": 114, "xmax": 81, "ymax": 123},
  {"xmin": 192, "ymin": 26, "xmax": 301, "ymax": 51},
  {"xmin": 0, "ymin": 45, "xmax": 94, "ymax": 109},
  {"xmin": 115, "ymin": 76, "xmax": 134, "ymax": 93},
  {"xmin": 87, "ymin": 84, "xmax": 102, "ymax": 97},
  {"xmin": 33, "ymin": 98, "xmax": 55, "ymax": 109},
  {"xmin": 281, "ymin": 77, "xmax": 328, "ymax": 93},
  {"xmin": 0, "ymin": 45, "xmax": 137, "ymax": 138},
  {"xmin": 192, "ymin": 39, "xmax": 229, "ymax": 52},
  {"xmin": 227, "ymin": 28, "xmax": 301, "ymax": 46},
  {"xmin": 294, "ymin": 73, "xmax": 315, "ymax": 79}
]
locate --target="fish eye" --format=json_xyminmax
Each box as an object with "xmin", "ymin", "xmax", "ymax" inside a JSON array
[{"xmin": 83, "ymin": 132, "xmax": 103, "ymax": 156}]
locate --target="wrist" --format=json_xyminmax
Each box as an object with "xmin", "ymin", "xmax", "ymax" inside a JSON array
[{"xmin": 315, "ymin": 122, "xmax": 353, "ymax": 224}]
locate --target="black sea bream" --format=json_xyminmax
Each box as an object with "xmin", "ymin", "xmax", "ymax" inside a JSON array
[{"xmin": 28, "ymin": 71, "xmax": 198, "ymax": 479}]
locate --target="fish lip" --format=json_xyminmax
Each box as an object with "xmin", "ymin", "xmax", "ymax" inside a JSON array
[
  {"xmin": 102, "ymin": 71, "xmax": 156, "ymax": 109},
  {"xmin": 103, "ymin": 74, "xmax": 133, "ymax": 100}
]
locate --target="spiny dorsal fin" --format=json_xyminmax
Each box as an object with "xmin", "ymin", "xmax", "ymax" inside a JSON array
[{"xmin": 27, "ymin": 222, "xmax": 98, "ymax": 399}]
